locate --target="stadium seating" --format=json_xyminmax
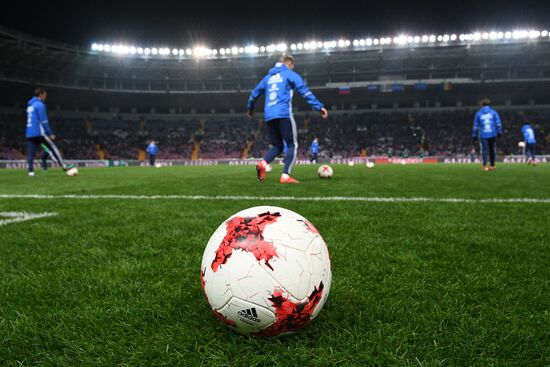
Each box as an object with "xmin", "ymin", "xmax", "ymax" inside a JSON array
[{"xmin": 1, "ymin": 108, "xmax": 548, "ymax": 160}]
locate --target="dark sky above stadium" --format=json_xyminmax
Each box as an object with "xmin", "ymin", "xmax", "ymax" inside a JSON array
[{"xmin": 1, "ymin": 0, "xmax": 549, "ymax": 47}]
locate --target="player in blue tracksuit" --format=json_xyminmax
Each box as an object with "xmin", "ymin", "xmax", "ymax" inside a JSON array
[
  {"xmin": 521, "ymin": 121, "xmax": 537, "ymax": 165},
  {"xmin": 146, "ymin": 141, "xmax": 159, "ymax": 166},
  {"xmin": 472, "ymin": 98, "xmax": 502, "ymax": 171},
  {"xmin": 247, "ymin": 54, "xmax": 328, "ymax": 184},
  {"xmin": 25, "ymin": 88, "xmax": 71, "ymax": 176},
  {"xmin": 310, "ymin": 138, "xmax": 320, "ymax": 163}
]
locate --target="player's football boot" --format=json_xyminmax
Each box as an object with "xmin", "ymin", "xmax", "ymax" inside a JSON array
[
  {"xmin": 256, "ymin": 162, "xmax": 266, "ymax": 182},
  {"xmin": 64, "ymin": 163, "xmax": 76, "ymax": 172},
  {"xmin": 280, "ymin": 176, "xmax": 300, "ymax": 184},
  {"xmin": 489, "ymin": 166, "xmax": 496, "ymax": 171},
  {"xmin": 482, "ymin": 165, "xmax": 489, "ymax": 172}
]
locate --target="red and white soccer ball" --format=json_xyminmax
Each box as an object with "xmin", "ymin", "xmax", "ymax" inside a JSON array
[
  {"xmin": 200, "ymin": 206, "xmax": 332, "ymax": 336},
  {"xmin": 317, "ymin": 164, "xmax": 333, "ymax": 179},
  {"xmin": 66, "ymin": 167, "xmax": 79, "ymax": 176}
]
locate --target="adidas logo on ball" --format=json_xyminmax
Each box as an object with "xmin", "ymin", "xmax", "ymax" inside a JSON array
[{"xmin": 237, "ymin": 308, "xmax": 261, "ymax": 323}]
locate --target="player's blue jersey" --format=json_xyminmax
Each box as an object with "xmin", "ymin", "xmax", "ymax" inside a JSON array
[
  {"xmin": 310, "ymin": 141, "xmax": 319, "ymax": 154},
  {"xmin": 472, "ymin": 106, "xmax": 502, "ymax": 139},
  {"xmin": 26, "ymin": 97, "xmax": 52, "ymax": 138},
  {"xmin": 521, "ymin": 124, "xmax": 536, "ymax": 144},
  {"xmin": 247, "ymin": 63, "xmax": 324, "ymax": 122},
  {"xmin": 147, "ymin": 143, "xmax": 158, "ymax": 155}
]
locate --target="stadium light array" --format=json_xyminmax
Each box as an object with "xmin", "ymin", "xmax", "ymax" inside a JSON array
[{"xmin": 90, "ymin": 28, "xmax": 550, "ymax": 59}]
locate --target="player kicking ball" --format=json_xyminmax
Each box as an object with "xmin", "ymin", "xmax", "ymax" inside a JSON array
[
  {"xmin": 26, "ymin": 88, "xmax": 75, "ymax": 176},
  {"xmin": 247, "ymin": 54, "xmax": 328, "ymax": 184}
]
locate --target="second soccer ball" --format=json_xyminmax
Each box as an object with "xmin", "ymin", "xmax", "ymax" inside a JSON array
[
  {"xmin": 66, "ymin": 167, "xmax": 79, "ymax": 176},
  {"xmin": 317, "ymin": 165, "xmax": 333, "ymax": 179}
]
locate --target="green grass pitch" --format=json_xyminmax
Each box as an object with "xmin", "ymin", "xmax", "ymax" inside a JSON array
[{"xmin": 0, "ymin": 164, "xmax": 549, "ymax": 366}]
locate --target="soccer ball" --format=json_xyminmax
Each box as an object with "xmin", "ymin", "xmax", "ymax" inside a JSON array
[
  {"xmin": 518, "ymin": 141, "xmax": 526, "ymax": 148},
  {"xmin": 366, "ymin": 161, "xmax": 375, "ymax": 169},
  {"xmin": 66, "ymin": 167, "xmax": 79, "ymax": 176},
  {"xmin": 155, "ymin": 163, "xmax": 162, "ymax": 168},
  {"xmin": 348, "ymin": 161, "xmax": 355, "ymax": 167},
  {"xmin": 317, "ymin": 165, "xmax": 333, "ymax": 179},
  {"xmin": 265, "ymin": 164, "xmax": 272, "ymax": 173},
  {"xmin": 200, "ymin": 206, "xmax": 332, "ymax": 336}
]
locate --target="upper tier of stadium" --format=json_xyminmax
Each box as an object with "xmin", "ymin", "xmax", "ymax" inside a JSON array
[{"xmin": 1, "ymin": 25, "xmax": 550, "ymax": 113}]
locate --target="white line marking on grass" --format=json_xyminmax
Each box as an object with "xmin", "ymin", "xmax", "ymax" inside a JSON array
[
  {"xmin": 0, "ymin": 211, "xmax": 58, "ymax": 226},
  {"xmin": 1, "ymin": 194, "xmax": 550, "ymax": 204}
]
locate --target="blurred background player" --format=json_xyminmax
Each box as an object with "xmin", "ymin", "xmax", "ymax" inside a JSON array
[
  {"xmin": 247, "ymin": 54, "xmax": 328, "ymax": 184},
  {"xmin": 521, "ymin": 118, "xmax": 537, "ymax": 165},
  {"xmin": 472, "ymin": 98, "xmax": 502, "ymax": 171},
  {"xmin": 146, "ymin": 140, "xmax": 158, "ymax": 166},
  {"xmin": 310, "ymin": 138, "xmax": 320, "ymax": 163},
  {"xmin": 26, "ymin": 88, "xmax": 72, "ymax": 176}
]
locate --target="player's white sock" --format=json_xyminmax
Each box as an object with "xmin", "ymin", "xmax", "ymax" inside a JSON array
[{"xmin": 281, "ymin": 173, "xmax": 289, "ymax": 179}]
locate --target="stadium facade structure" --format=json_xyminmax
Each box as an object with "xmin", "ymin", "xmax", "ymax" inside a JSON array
[
  {"xmin": 1, "ymin": 26, "xmax": 550, "ymax": 163},
  {"xmin": 1, "ymin": 25, "xmax": 550, "ymax": 114}
]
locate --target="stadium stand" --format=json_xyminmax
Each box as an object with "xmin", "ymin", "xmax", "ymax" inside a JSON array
[
  {"xmin": 1, "ymin": 25, "xmax": 550, "ymax": 160},
  {"xmin": 1, "ymin": 108, "xmax": 549, "ymax": 160}
]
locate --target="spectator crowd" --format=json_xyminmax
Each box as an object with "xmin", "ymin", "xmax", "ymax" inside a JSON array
[{"xmin": 1, "ymin": 109, "xmax": 549, "ymax": 160}]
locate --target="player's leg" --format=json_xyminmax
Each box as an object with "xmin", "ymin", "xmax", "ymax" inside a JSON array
[
  {"xmin": 310, "ymin": 152, "xmax": 317, "ymax": 163},
  {"xmin": 149, "ymin": 155, "xmax": 154, "ymax": 166},
  {"xmin": 263, "ymin": 120, "xmax": 283, "ymax": 164},
  {"xmin": 528, "ymin": 144, "xmax": 536, "ymax": 165},
  {"xmin": 257, "ymin": 120, "xmax": 283, "ymax": 182},
  {"xmin": 27, "ymin": 138, "xmax": 37, "ymax": 175},
  {"xmin": 41, "ymin": 151, "xmax": 48, "ymax": 171},
  {"xmin": 40, "ymin": 135, "xmax": 67, "ymax": 170},
  {"xmin": 488, "ymin": 137, "xmax": 496, "ymax": 169},
  {"xmin": 280, "ymin": 117, "xmax": 300, "ymax": 183},
  {"xmin": 480, "ymin": 138, "xmax": 488, "ymax": 170}
]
